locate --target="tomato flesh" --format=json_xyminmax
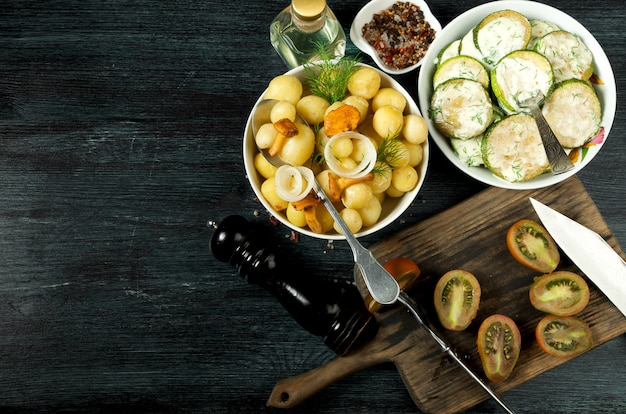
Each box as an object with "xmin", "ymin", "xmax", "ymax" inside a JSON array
[
  {"xmin": 529, "ymin": 271, "xmax": 590, "ymax": 316},
  {"xmin": 365, "ymin": 257, "xmax": 420, "ymax": 313},
  {"xmin": 477, "ymin": 314, "xmax": 521, "ymax": 382},
  {"xmin": 507, "ymin": 219, "xmax": 560, "ymax": 273},
  {"xmin": 535, "ymin": 315, "xmax": 593, "ymax": 357},
  {"xmin": 434, "ymin": 270, "xmax": 481, "ymax": 331}
]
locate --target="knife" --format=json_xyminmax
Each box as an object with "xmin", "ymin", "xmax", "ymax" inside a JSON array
[{"xmin": 530, "ymin": 197, "xmax": 626, "ymax": 318}]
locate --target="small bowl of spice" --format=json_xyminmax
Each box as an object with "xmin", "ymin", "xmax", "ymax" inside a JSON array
[{"xmin": 350, "ymin": 0, "xmax": 441, "ymax": 75}]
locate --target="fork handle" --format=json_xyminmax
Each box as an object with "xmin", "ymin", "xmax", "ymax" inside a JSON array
[
  {"xmin": 528, "ymin": 105, "xmax": 574, "ymax": 174},
  {"xmin": 311, "ymin": 179, "xmax": 400, "ymax": 305}
]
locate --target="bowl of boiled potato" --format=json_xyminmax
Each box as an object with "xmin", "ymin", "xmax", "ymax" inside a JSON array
[{"xmin": 243, "ymin": 62, "xmax": 429, "ymax": 240}]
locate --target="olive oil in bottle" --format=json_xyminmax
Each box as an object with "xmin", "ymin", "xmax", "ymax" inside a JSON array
[{"xmin": 270, "ymin": 0, "xmax": 346, "ymax": 69}]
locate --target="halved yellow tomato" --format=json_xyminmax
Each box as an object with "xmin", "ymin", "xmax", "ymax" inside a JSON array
[
  {"xmin": 477, "ymin": 314, "xmax": 521, "ymax": 382},
  {"xmin": 535, "ymin": 315, "xmax": 593, "ymax": 357},
  {"xmin": 433, "ymin": 270, "xmax": 481, "ymax": 331},
  {"xmin": 529, "ymin": 271, "xmax": 590, "ymax": 316},
  {"xmin": 507, "ymin": 219, "xmax": 560, "ymax": 273}
]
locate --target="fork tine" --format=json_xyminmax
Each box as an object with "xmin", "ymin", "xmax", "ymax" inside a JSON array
[{"xmin": 517, "ymin": 89, "xmax": 544, "ymax": 107}]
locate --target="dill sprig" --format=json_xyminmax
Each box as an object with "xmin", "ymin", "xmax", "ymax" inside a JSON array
[
  {"xmin": 304, "ymin": 44, "xmax": 360, "ymax": 104},
  {"xmin": 312, "ymin": 124, "xmax": 326, "ymax": 165},
  {"xmin": 373, "ymin": 132, "xmax": 403, "ymax": 176}
]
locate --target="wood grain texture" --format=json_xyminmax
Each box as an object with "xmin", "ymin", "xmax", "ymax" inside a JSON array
[
  {"xmin": 269, "ymin": 177, "xmax": 626, "ymax": 413},
  {"xmin": 0, "ymin": 0, "xmax": 624, "ymax": 413}
]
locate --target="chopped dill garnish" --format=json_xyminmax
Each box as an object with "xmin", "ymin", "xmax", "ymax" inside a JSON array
[
  {"xmin": 312, "ymin": 152, "xmax": 325, "ymax": 165},
  {"xmin": 304, "ymin": 44, "xmax": 360, "ymax": 104},
  {"xmin": 311, "ymin": 123, "xmax": 325, "ymax": 165},
  {"xmin": 372, "ymin": 162, "xmax": 391, "ymax": 177},
  {"xmin": 372, "ymin": 132, "xmax": 403, "ymax": 176}
]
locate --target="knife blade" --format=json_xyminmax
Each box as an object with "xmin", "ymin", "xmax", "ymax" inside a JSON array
[{"xmin": 530, "ymin": 197, "xmax": 626, "ymax": 318}]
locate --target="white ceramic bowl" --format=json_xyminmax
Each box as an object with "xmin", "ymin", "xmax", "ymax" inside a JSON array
[
  {"xmin": 243, "ymin": 63, "xmax": 429, "ymax": 240},
  {"xmin": 350, "ymin": 0, "xmax": 442, "ymax": 75},
  {"xmin": 417, "ymin": 0, "xmax": 616, "ymax": 190}
]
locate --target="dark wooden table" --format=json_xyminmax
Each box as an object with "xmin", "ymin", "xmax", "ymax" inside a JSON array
[{"xmin": 1, "ymin": 1, "xmax": 624, "ymax": 413}]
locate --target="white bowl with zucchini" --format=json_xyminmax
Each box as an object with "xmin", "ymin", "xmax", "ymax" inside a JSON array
[{"xmin": 417, "ymin": 0, "xmax": 616, "ymax": 189}]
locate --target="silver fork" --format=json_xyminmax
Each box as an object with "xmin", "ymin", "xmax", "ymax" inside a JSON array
[
  {"xmin": 253, "ymin": 101, "xmax": 516, "ymax": 412},
  {"xmin": 518, "ymin": 91, "xmax": 574, "ymax": 174},
  {"xmin": 312, "ymin": 181, "xmax": 516, "ymax": 414}
]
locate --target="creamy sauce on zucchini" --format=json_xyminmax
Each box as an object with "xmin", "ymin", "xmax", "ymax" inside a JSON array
[
  {"xmin": 434, "ymin": 56, "xmax": 489, "ymax": 89},
  {"xmin": 528, "ymin": 20, "xmax": 559, "ymax": 49},
  {"xmin": 484, "ymin": 115, "xmax": 548, "ymax": 182},
  {"xmin": 437, "ymin": 39, "xmax": 461, "ymax": 66},
  {"xmin": 477, "ymin": 18, "xmax": 529, "ymax": 65},
  {"xmin": 432, "ymin": 79, "xmax": 493, "ymax": 139},
  {"xmin": 429, "ymin": 10, "xmax": 603, "ymax": 182},
  {"xmin": 537, "ymin": 32, "xmax": 593, "ymax": 82},
  {"xmin": 495, "ymin": 56, "xmax": 553, "ymax": 113},
  {"xmin": 543, "ymin": 82, "xmax": 601, "ymax": 148},
  {"xmin": 459, "ymin": 30, "xmax": 483, "ymax": 63},
  {"xmin": 451, "ymin": 137, "xmax": 483, "ymax": 167}
]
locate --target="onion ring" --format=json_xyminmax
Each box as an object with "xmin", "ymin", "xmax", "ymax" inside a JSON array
[
  {"xmin": 274, "ymin": 165, "xmax": 315, "ymax": 202},
  {"xmin": 324, "ymin": 131, "xmax": 377, "ymax": 178}
]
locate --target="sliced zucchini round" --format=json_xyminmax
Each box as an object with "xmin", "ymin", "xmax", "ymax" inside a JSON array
[
  {"xmin": 491, "ymin": 49, "xmax": 554, "ymax": 114},
  {"xmin": 527, "ymin": 19, "xmax": 560, "ymax": 49},
  {"xmin": 437, "ymin": 39, "xmax": 461, "ymax": 67},
  {"xmin": 542, "ymin": 79, "xmax": 602, "ymax": 148},
  {"xmin": 451, "ymin": 136, "xmax": 484, "ymax": 167},
  {"xmin": 430, "ymin": 78, "xmax": 494, "ymax": 140},
  {"xmin": 482, "ymin": 114, "xmax": 550, "ymax": 182},
  {"xmin": 534, "ymin": 30, "xmax": 594, "ymax": 82},
  {"xmin": 433, "ymin": 55, "xmax": 489, "ymax": 89},
  {"xmin": 459, "ymin": 28, "xmax": 484, "ymax": 63},
  {"xmin": 474, "ymin": 10, "xmax": 531, "ymax": 67}
]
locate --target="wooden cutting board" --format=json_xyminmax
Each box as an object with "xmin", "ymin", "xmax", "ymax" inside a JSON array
[{"xmin": 267, "ymin": 176, "xmax": 626, "ymax": 413}]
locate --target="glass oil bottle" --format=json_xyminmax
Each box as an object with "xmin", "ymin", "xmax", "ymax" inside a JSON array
[{"xmin": 270, "ymin": 0, "xmax": 346, "ymax": 69}]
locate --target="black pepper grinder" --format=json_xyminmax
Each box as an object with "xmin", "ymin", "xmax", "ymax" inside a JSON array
[{"xmin": 210, "ymin": 215, "xmax": 378, "ymax": 356}]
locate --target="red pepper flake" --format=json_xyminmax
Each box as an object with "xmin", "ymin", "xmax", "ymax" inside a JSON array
[
  {"xmin": 289, "ymin": 231, "xmax": 300, "ymax": 242},
  {"xmin": 361, "ymin": 1, "xmax": 436, "ymax": 70},
  {"xmin": 589, "ymin": 73, "xmax": 604, "ymax": 85}
]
